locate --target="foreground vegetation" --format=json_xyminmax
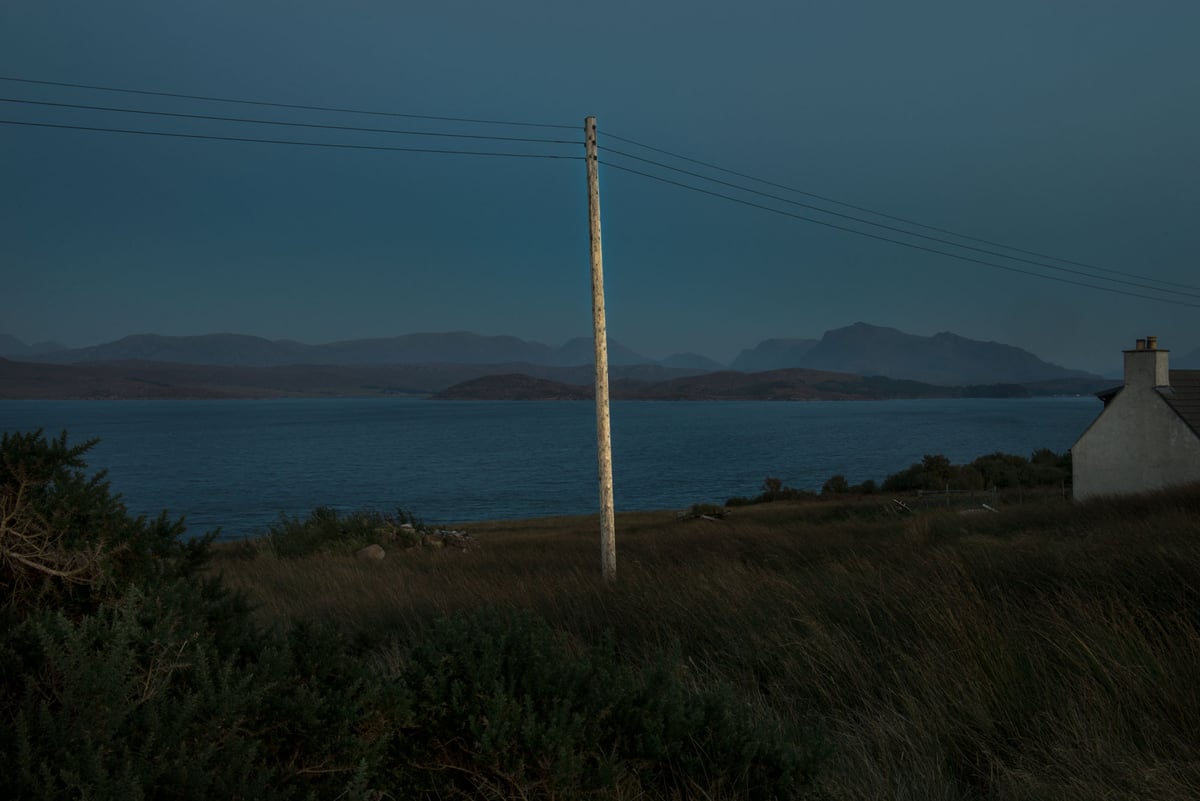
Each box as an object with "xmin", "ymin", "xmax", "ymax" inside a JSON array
[{"xmin": 5, "ymin": 430, "xmax": 1199, "ymax": 799}]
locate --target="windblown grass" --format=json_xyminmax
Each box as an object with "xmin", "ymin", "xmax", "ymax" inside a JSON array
[{"xmin": 213, "ymin": 487, "xmax": 1200, "ymax": 800}]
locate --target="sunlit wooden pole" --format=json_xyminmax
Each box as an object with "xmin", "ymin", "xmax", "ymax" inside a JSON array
[{"xmin": 585, "ymin": 115, "xmax": 616, "ymax": 581}]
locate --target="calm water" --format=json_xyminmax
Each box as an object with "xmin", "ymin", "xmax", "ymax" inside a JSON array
[{"xmin": 0, "ymin": 397, "xmax": 1100, "ymax": 539}]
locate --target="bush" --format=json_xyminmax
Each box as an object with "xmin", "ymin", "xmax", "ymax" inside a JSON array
[
  {"xmin": 971, "ymin": 451, "xmax": 1033, "ymax": 489},
  {"xmin": 725, "ymin": 478, "xmax": 819, "ymax": 507},
  {"xmin": 266, "ymin": 505, "xmax": 423, "ymax": 558},
  {"xmin": 821, "ymin": 474, "xmax": 850, "ymax": 495},
  {"xmin": 879, "ymin": 449, "xmax": 1072, "ymax": 493},
  {"xmin": 1, "ymin": 430, "xmax": 210, "ymax": 617},
  {"xmin": 0, "ymin": 430, "xmax": 406, "ymax": 800},
  {"xmin": 3, "ymin": 582, "xmax": 266, "ymax": 800},
  {"xmin": 0, "ymin": 580, "xmax": 404, "ymax": 801},
  {"xmin": 390, "ymin": 610, "xmax": 823, "ymax": 799}
]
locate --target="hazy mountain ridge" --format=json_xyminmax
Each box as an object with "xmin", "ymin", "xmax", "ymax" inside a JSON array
[
  {"xmin": 726, "ymin": 324, "xmax": 1110, "ymax": 385},
  {"xmin": 3, "ymin": 322, "xmax": 1131, "ymax": 387},
  {"xmin": 799, "ymin": 323, "xmax": 1100, "ymax": 385},
  {"xmin": 0, "ymin": 333, "xmax": 68, "ymax": 358},
  {"xmin": 23, "ymin": 331, "xmax": 658, "ymax": 368},
  {"xmin": 730, "ymin": 338, "xmax": 819, "ymax": 372}
]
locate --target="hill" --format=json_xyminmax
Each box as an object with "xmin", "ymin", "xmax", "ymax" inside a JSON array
[
  {"xmin": 430, "ymin": 374, "xmax": 594, "ymax": 401},
  {"xmin": 436, "ymin": 368, "xmax": 1036, "ymax": 401}
]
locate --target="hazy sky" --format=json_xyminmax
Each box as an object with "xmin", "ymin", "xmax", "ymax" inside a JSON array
[{"xmin": 2, "ymin": 1, "xmax": 1198, "ymax": 374}]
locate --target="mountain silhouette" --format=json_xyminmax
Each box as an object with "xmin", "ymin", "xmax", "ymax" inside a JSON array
[{"xmin": 732, "ymin": 323, "xmax": 1101, "ymax": 385}]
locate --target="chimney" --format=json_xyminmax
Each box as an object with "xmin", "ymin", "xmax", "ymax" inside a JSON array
[{"xmin": 1123, "ymin": 336, "xmax": 1169, "ymax": 389}]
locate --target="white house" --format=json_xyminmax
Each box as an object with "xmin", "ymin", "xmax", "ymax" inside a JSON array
[{"xmin": 1072, "ymin": 337, "xmax": 1200, "ymax": 500}]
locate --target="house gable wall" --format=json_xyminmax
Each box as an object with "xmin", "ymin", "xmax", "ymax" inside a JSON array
[{"xmin": 1073, "ymin": 384, "xmax": 1200, "ymax": 500}]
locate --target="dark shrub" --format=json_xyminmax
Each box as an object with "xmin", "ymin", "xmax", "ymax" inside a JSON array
[
  {"xmin": 390, "ymin": 610, "xmax": 823, "ymax": 799},
  {"xmin": 881, "ymin": 462, "xmax": 924, "ymax": 492},
  {"xmin": 822, "ymin": 474, "xmax": 850, "ymax": 495},
  {"xmin": 971, "ymin": 452, "xmax": 1034, "ymax": 488},
  {"xmin": 1, "ymin": 430, "xmax": 210, "ymax": 617},
  {"xmin": 0, "ymin": 580, "xmax": 404, "ymax": 801},
  {"xmin": 0, "ymin": 430, "xmax": 405, "ymax": 800}
]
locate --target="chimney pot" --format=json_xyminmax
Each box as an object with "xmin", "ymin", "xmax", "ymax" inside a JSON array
[
  {"xmin": 1135, "ymin": 339, "xmax": 1146, "ymax": 350},
  {"xmin": 1147, "ymin": 335, "xmax": 1158, "ymax": 350}
]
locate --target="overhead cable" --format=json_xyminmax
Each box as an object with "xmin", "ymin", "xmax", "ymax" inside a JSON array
[
  {"xmin": 0, "ymin": 97, "xmax": 582, "ymax": 146},
  {"xmin": 600, "ymin": 145, "xmax": 1200, "ymax": 300},
  {"xmin": 0, "ymin": 75, "xmax": 578, "ymax": 130},
  {"xmin": 0, "ymin": 119, "xmax": 583, "ymax": 160},
  {"xmin": 601, "ymin": 160, "xmax": 1200, "ymax": 310},
  {"xmin": 605, "ymin": 130, "xmax": 1200, "ymax": 293}
]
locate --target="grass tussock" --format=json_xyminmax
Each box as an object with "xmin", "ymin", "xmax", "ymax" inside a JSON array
[{"xmin": 215, "ymin": 487, "xmax": 1200, "ymax": 801}]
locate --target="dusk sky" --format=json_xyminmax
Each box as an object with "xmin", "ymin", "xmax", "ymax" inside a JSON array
[{"xmin": 3, "ymin": 1, "xmax": 1198, "ymax": 374}]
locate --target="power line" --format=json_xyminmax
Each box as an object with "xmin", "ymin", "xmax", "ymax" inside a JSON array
[
  {"xmin": 6, "ymin": 73, "xmax": 1191, "ymax": 304},
  {"xmin": 601, "ymin": 160, "xmax": 1200, "ymax": 310},
  {"xmin": 0, "ymin": 119, "xmax": 584, "ymax": 160},
  {"xmin": 600, "ymin": 145, "xmax": 1200, "ymax": 301},
  {"xmin": 0, "ymin": 97, "xmax": 582, "ymax": 146},
  {"xmin": 604, "ymin": 129, "xmax": 1200, "ymax": 293},
  {"xmin": 0, "ymin": 75, "xmax": 578, "ymax": 131}
]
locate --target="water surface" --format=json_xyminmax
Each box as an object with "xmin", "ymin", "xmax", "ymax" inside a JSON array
[{"xmin": 0, "ymin": 397, "xmax": 1100, "ymax": 539}]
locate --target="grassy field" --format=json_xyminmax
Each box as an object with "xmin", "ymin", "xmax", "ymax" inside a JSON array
[{"xmin": 212, "ymin": 488, "xmax": 1200, "ymax": 800}]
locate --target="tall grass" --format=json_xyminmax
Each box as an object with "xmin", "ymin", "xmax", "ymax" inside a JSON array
[{"xmin": 214, "ymin": 488, "xmax": 1200, "ymax": 800}]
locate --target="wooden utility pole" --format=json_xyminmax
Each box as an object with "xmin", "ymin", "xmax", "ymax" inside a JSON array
[{"xmin": 585, "ymin": 115, "xmax": 617, "ymax": 581}]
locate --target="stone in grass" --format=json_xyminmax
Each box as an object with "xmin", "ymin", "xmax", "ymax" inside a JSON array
[
  {"xmin": 442, "ymin": 532, "xmax": 470, "ymax": 550},
  {"xmin": 356, "ymin": 544, "xmax": 386, "ymax": 561}
]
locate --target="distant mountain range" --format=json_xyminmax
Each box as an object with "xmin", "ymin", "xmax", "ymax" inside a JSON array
[
  {"xmin": 0, "ymin": 322, "xmax": 1142, "ymax": 398},
  {"xmin": 11, "ymin": 331, "xmax": 658, "ymax": 368}
]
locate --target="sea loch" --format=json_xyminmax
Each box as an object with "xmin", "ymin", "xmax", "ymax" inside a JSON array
[{"xmin": 0, "ymin": 397, "xmax": 1100, "ymax": 539}]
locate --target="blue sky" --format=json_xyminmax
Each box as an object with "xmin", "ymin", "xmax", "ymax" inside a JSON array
[{"xmin": 2, "ymin": 1, "xmax": 1198, "ymax": 374}]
